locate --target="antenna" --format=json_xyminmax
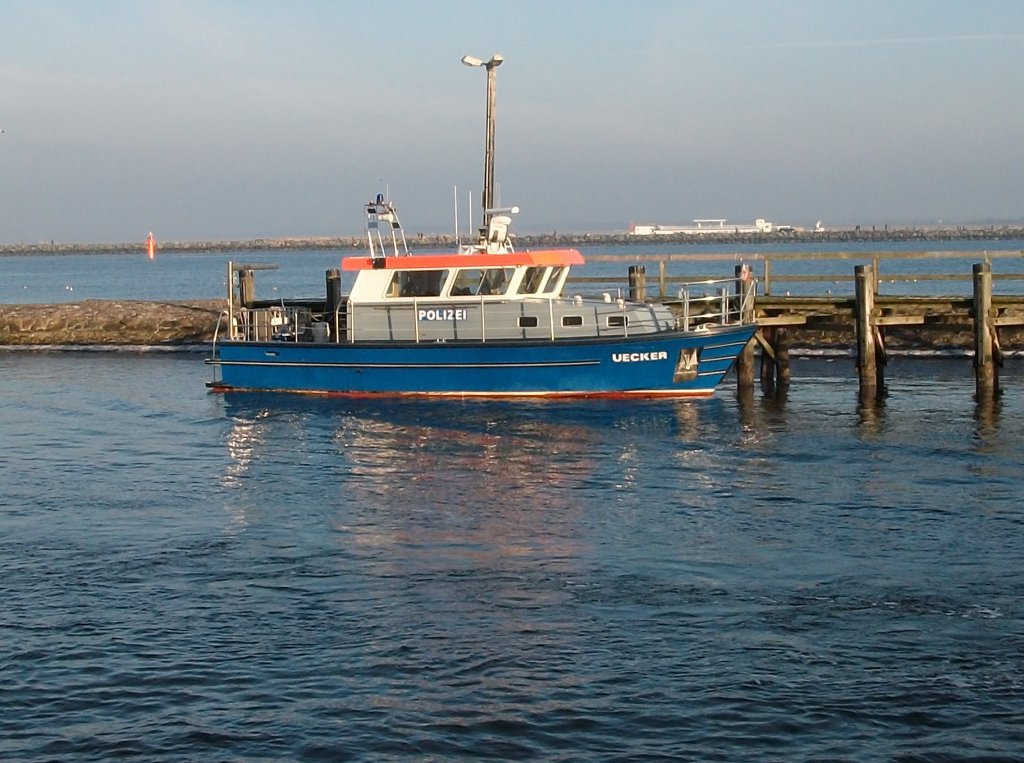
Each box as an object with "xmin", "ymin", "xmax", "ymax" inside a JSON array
[{"xmin": 453, "ymin": 185, "xmax": 459, "ymax": 247}]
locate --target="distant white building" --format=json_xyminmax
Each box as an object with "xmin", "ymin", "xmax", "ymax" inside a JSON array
[{"xmin": 629, "ymin": 218, "xmax": 780, "ymax": 236}]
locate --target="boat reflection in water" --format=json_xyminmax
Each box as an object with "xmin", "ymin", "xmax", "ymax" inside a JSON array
[
  {"xmin": 220, "ymin": 395, "xmax": 600, "ymax": 562},
  {"xmin": 218, "ymin": 393, "xmax": 747, "ymax": 568}
]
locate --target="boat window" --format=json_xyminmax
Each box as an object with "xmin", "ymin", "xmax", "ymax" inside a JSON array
[
  {"xmin": 607, "ymin": 315, "xmax": 629, "ymax": 328},
  {"xmin": 518, "ymin": 316, "xmax": 539, "ymax": 328},
  {"xmin": 562, "ymin": 315, "xmax": 583, "ymax": 327},
  {"xmin": 450, "ymin": 268, "xmax": 511, "ymax": 296},
  {"xmin": 517, "ymin": 267, "xmax": 546, "ymax": 295},
  {"xmin": 481, "ymin": 268, "xmax": 510, "ymax": 295},
  {"xmin": 545, "ymin": 266, "xmax": 566, "ymax": 294},
  {"xmin": 387, "ymin": 269, "xmax": 450, "ymax": 298}
]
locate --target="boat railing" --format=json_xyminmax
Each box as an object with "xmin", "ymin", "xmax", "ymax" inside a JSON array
[
  {"xmin": 333, "ymin": 303, "xmax": 346, "ymax": 343},
  {"xmin": 366, "ymin": 196, "xmax": 409, "ymax": 262},
  {"xmin": 676, "ymin": 276, "xmax": 757, "ymax": 331},
  {"xmin": 211, "ymin": 309, "xmax": 228, "ymax": 348},
  {"xmin": 344, "ymin": 296, "xmax": 670, "ymax": 344},
  {"xmin": 232, "ymin": 305, "xmax": 315, "ymax": 342},
  {"xmin": 230, "ymin": 282, "xmax": 753, "ymax": 344},
  {"xmin": 209, "ymin": 311, "xmax": 229, "ymax": 379}
]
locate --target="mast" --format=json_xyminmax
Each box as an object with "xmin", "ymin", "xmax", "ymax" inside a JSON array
[{"xmin": 461, "ymin": 53, "xmax": 504, "ymax": 234}]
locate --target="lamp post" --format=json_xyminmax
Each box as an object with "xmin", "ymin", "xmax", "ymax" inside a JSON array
[{"xmin": 461, "ymin": 53, "xmax": 503, "ymax": 230}]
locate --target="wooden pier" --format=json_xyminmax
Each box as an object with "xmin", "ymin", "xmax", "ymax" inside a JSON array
[
  {"xmin": 743, "ymin": 261, "xmax": 1024, "ymax": 400},
  {"xmin": 584, "ymin": 249, "xmax": 1024, "ymax": 400}
]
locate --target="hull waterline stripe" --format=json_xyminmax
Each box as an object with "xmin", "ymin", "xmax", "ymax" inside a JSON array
[
  {"xmin": 208, "ymin": 358, "xmax": 601, "ymax": 370},
  {"xmin": 207, "ymin": 383, "xmax": 717, "ymax": 399}
]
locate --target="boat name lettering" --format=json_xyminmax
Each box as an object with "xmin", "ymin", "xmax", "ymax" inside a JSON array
[
  {"xmin": 612, "ymin": 351, "xmax": 669, "ymax": 363},
  {"xmin": 418, "ymin": 308, "xmax": 468, "ymax": 321}
]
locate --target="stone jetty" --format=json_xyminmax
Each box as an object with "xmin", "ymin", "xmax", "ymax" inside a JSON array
[
  {"xmin": 3, "ymin": 224, "xmax": 1024, "ymax": 257},
  {"xmin": 0, "ymin": 299, "xmax": 224, "ymax": 346}
]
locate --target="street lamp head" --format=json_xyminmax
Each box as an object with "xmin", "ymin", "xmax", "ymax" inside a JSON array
[{"xmin": 461, "ymin": 54, "xmax": 504, "ymax": 69}]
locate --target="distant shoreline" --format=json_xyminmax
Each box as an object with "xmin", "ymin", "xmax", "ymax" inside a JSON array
[{"xmin": 3, "ymin": 225, "xmax": 1024, "ymax": 255}]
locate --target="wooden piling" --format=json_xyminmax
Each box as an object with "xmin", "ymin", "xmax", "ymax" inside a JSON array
[
  {"xmin": 775, "ymin": 328, "xmax": 791, "ymax": 387},
  {"xmin": 239, "ymin": 268, "xmax": 256, "ymax": 307},
  {"xmin": 855, "ymin": 264, "xmax": 884, "ymax": 395},
  {"xmin": 755, "ymin": 326, "xmax": 790, "ymax": 393},
  {"xmin": 628, "ymin": 265, "xmax": 647, "ymax": 302},
  {"xmin": 326, "ymin": 269, "xmax": 342, "ymax": 319},
  {"xmin": 973, "ymin": 262, "xmax": 999, "ymax": 397},
  {"xmin": 734, "ymin": 264, "xmax": 756, "ymax": 391},
  {"xmin": 736, "ymin": 339, "xmax": 756, "ymax": 390},
  {"xmin": 759, "ymin": 326, "xmax": 778, "ymax": 391}
]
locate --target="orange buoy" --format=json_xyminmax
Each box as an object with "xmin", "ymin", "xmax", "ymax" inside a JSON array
[{"xmin": 146, "ymin": 231, "xmax": 156, "ymax": 259}]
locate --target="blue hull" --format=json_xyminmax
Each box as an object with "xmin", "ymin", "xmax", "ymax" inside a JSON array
[{"xmin": 207, "ymin": 324, "xmax": 756, "ymax": 398}]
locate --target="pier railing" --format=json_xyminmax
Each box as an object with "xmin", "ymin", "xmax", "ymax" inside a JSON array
[{"xmin": 574, "ymin": 249, "xmax": 1024, "ymax": 298}]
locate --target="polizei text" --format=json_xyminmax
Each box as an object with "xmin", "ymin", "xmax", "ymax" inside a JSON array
[{"xmin": 418, "ymin": 308, "xmax": 468, "ymax": 321}]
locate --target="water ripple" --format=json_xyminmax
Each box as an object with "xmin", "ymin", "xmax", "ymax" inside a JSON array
[{"xmin": 1, "ymin": 354, "xmax": 1023, "ymax": 759}]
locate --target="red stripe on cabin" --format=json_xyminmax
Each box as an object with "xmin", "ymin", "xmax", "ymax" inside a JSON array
[{"xmin": 341, "ymin": 249, "xmax": 585, "ymax": 271}]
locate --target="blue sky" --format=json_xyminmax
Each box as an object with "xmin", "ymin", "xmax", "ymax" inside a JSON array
[{"xmin": 1, "ymin": 0, "xmax": 1022, "ymax": 243}]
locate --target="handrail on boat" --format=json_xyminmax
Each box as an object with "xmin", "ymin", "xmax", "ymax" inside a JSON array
[
  {"xmin": 333, "ymin": 302, "xmax": 345, "ymax": 344},
  {"xmin": 342, "ymin": 294, "xmax": 688, "ymax": 344},
  {"xmin": 675, "ymin": 275, "xmax": 755, "ymax": 331},
  {"xmin": 226, "ymin": 274, "xmax": 753, "ymax": 345},
  {"xmin": 206, "ymin": 310, "xmax": 230, "ymax": 380},
  {"xmin": 211, "ymin": 309, "xmax": 228, "ymax": 348}
]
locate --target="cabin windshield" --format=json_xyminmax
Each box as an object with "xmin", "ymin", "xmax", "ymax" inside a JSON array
[
  {"xmin": 450, "ymin": 267, "xmax": 512, "ymax": 296},
  {"xmin": 545, "ymin": 266, "xmax": 566, "ymax": 294},
  {"xmin": 386, "ymin": 269, "xmax": 450, "ymax": 298},
  {"xmin": 517, "ymin": 266, "xmax": 546, "ymax": 295}
]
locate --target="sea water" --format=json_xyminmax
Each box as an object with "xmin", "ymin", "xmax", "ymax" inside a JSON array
[
  {"xmin": 3, "ymin": 239, "xmax": 1023, "ymax": 305},
  {"xmin": 1, "ymin": 348, "xmax": 1022, "ymax": 760},
  {"xmin": 3, "ymin": 246, "xmax": 1024, "ymax": 759}
]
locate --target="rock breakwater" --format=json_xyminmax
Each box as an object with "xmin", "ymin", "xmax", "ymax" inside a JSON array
[{"xmin": 0, "ymin": 299, "xmax": 225, "ymax": 346}]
